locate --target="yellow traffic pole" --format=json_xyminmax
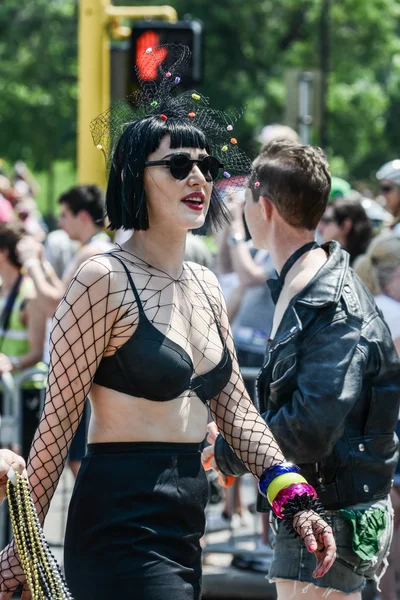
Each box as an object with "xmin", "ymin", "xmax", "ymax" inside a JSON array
[
  {"xmin": 78, "ymin": 0, "xmax": 109, "ymax": 187},
  {"xmin": 107, "ymin": 4, "xmax": 177, "ymax": 21}
]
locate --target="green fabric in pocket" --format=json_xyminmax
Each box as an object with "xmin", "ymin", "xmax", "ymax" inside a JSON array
[{"xmin": 339, "ymin": 508, "xmax": 386, "ymax": 561}]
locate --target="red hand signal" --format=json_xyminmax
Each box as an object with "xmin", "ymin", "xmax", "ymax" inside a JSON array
[{"xmin": 136, "ymin": 32, "xmax": 168, "ymax": 80}]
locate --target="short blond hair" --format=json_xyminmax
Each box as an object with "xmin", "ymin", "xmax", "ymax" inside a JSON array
[{"xmin": 354, "ymin": 234, "xmax": 400, "ymax": 295}]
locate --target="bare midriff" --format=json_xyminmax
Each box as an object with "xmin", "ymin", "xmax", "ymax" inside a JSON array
[{"xmin": 88, "ymin": 383, "xmax": 209, "ymax": 444}]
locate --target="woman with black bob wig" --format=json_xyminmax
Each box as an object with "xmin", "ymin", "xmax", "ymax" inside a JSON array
[
  {"xmin": 107, "ymin": 114, "xmax": 230, "ymax": 233},
  {"xmin": 0, "ymin": 45, "xmax": 335, "ymax": 599}
]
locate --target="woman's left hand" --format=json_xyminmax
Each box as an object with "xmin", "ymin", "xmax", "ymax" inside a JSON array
[{"xmin": 293, "ymin": 509, "xmax": 336, "ymax": 578}]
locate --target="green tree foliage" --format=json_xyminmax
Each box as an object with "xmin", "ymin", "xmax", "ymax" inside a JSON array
[
  {"xmin": 126, "ymin": 0, "xmax": 400, "ymax": 180},
  {"xmin": 1, "ymin": 0, "xmax": 400, "ymax": 182},
  {"xmin": 0, "ymin": 0, "xmax": 77, "ymax": 170}
]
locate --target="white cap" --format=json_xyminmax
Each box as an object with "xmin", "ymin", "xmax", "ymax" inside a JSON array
[
  {"xmin": 361, "ymin": 198, "xmax": 393, "ymax": 225},
  {"xmin": 376, "ymin": 160, "xmax": 400, "ymax": 184}
]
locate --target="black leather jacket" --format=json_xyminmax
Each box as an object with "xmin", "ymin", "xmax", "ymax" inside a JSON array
[{"xmin": 215, "ymin": 242, "xmax": 400, "ymax": 511}]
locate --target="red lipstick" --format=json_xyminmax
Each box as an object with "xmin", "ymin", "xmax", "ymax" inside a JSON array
[{"xmin": 181, "ymin": 192, "xmax": 205, "ymax": 211}]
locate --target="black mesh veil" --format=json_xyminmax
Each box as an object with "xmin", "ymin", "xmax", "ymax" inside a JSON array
[
  {"xmin": 0, "ymin": 46, "xmax": 334, "ymax": 594},
  {"xmin": 91, "ymin": 44, "xmax": 254, "ymax": 189}
]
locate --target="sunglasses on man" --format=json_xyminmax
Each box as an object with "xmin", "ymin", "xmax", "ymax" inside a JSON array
[{"xmin": 145, "ymin": 154, "xmax": 223, "ymax": 182}]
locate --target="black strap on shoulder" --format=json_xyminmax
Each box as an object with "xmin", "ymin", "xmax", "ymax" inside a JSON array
[{"xmin": 107, "ymin": 252, "xmax": 144, "ymax": 313}]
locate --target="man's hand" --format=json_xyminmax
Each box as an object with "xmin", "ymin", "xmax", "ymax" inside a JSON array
[
  {"xmin": 16, "ymin": 237, "xmax": 43, "ymax": 267},
  {"xmin": 0, "ymin": 450, "xmax": 26, "ymax": 504}
]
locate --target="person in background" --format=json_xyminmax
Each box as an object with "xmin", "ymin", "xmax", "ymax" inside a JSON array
[
  {"xmin": 0, "ymin": 177, "xmax": 14, "ymax": 224},
  {"xmin": 328, "ymin": 176, "xmax": 351, "ymax": 201},
  {"xmin": 354, "ymin": 234, "xmax": 400, "ymax": 600},
  {"xmin": 357, "ymin": 195, "xmax": 393, "ymax": 237},
  {"xmin": 0, "ymin": 222, "xmax": 46, "ymax": 460},
  {"xmin": 318, "ymin": 197, "xmax": 373, "ymax": 265},
  {"xmin": 354, "ymin": 234, "xmax": 400, "ymax": 354},
  {"xmin": 43, "ymin": 229, "xmax": 79, "ymax": 280},
  {"xmin": 376, "ymin": 160, "xmax": 400, "ymax": 233},
  {"xmin": 14, "ymin": 197, "xmax": 47, "ymax": 243},
  {"xmin": 11, "ymin": 162, "xmax": 40, "ymax": 200}
]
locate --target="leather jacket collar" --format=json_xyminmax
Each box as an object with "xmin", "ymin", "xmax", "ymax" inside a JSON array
[{"xmin": 271, "ymin": 241, "xmax": 351, "ymax": 348}]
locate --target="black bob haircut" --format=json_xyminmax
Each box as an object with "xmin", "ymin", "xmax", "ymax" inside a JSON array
[{"xmin": 106, "ymin": 115, "xmax": 230, "ymax": 234}]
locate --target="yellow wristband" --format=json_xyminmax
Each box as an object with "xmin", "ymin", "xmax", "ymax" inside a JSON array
[{"xmin": 267, "ymin": 473, "xmax": 308, "ymax": 504}]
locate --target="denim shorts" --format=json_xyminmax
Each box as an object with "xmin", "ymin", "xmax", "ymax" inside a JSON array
[{"xmin": 268, "ymin": 496, "xmax": 393, "ymax": 594}]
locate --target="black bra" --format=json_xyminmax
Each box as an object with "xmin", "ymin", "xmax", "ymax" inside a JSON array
[{"xmin": 93, "ymin": 253, "xmax": 232, "ymax": 404}]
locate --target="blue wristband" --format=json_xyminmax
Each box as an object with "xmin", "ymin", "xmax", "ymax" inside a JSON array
[{"xmin": 258, "ymin": 462, "xmax": 301, "ymax": 498}]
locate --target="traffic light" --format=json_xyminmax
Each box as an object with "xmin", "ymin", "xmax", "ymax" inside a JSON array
[{"xmin": 130, "ymin": 20, "xmax": 203, "ymax": 90}]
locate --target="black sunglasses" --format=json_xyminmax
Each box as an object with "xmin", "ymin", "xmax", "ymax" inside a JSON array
[{"xmin": 145, "ymin": 154, "xmax": 223, "ymax": 181}]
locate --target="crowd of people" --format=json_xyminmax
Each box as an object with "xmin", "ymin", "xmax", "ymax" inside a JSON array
[
  {"xmin": 0, "ymin": 139, "xmax": 399, "ymax": 600},
  {"xmin": 0, "ymin": 46, "xmax": 399, "ymax": 600}
]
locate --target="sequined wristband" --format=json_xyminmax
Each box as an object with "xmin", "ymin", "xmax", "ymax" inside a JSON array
[
  {"xmin": 272, "ymin": 482, "xmax": 318, "ymax": 518},
  {"xmin": 258, "ymin": 462, "xmax": 301, "ymax": 498}
]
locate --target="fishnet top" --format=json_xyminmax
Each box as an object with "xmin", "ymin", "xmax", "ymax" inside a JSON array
[{"xmin": 0, "ymin": 247, "xmax": 286, "ymax": 591}]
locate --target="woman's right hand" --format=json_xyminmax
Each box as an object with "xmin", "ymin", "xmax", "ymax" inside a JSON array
[
  {"xmin": 0, "ymin": 450, "xmax": 26, "ymax": 504},
  {"xmin": 0, "ymin": 541, "xmax": 30, "ymax": 600}
]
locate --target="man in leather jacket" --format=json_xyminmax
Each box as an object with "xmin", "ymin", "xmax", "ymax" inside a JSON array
[{"xmin": 206, "ymin": 140, "xmax": 400, "ymax": 599}]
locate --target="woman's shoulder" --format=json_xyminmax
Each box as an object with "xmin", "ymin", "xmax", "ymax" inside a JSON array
[
  {"xmin": 185, "ymin": 261, "xmax": 220, "ymax": 288},
  {"xmin": 66, "ymin": 252, "xmax": 131, "ymax": 296},
  {"xmin": 58, "ymin": 252, "xmax": 138, "ymax": 321},
  {"xmin": 73, "ymin": 251, "xmax": 124, "ymax": 277}
]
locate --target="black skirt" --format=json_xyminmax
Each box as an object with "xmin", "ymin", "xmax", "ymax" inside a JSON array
[{"xmin": 64, "ymin": 442, "xmax": 209, "ymax": 600}]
